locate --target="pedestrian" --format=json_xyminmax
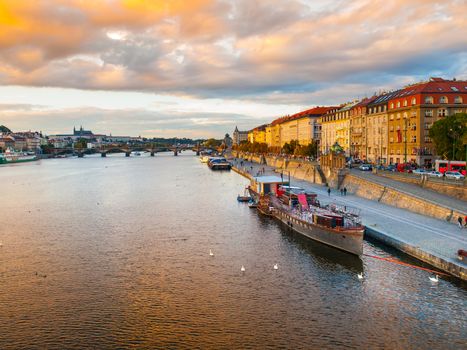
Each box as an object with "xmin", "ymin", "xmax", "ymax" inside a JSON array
[
  {"xmin": 327, "ymin": 187, "xmax": 331, "ymax": 196},
  {"xmin": 340, "ymin": 188, "xmax": 344, "ymax": 196},
  {"xmin": 344, "ymin": 187, "xmax": 347, "ymax": 196},
  {"xmin": 458, "ymin": 216, "xmax": 463, "ymax": 229},
  {"xmin": 464, "ymin": 215, "xmax": 467, "ymax": 227}
]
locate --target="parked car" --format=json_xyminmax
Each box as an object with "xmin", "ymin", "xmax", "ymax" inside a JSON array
[
  {"xmin": 385, "ymin": 164, "xmax": 396, "ymax": 172},
  {"xmin": 427, "ymin": 171, "xmax": 443, "ymax": 178},
  {"xmin": 358, "ymin": 164, "xmax": 372, "ymax": 171},
  {"xmin": 445, "ymin": 171, "xmax": 465, "ymax": 180},
  {"xmin": 412, "ymin": 169, "xmax": 427, "ymax": 175}
]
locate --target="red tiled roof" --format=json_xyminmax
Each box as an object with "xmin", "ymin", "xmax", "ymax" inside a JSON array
[
  {"xmin": 270, "ymin": 106, "xmax": 337, "ymax": 126},
  {"xmin": 390, "ymin": 78, "xmax": 467, "ymax": 99}
]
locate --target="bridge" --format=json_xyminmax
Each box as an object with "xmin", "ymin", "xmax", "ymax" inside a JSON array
[{"xmin": 49, "ymin": 143, "xmax": 209, "ymax": 157}]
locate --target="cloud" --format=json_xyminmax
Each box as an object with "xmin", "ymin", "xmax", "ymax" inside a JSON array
[{"xmin": 0, "ymin": 0, "xmax": 464, "ymax": 97}]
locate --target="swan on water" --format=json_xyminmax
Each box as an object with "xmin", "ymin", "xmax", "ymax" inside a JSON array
[
  {"xmin": 429, "ymin": 275, "xmax": 439, "ymax": 283},
  {"xmin": 273, "ymin": 264, "xmax": 278, "ymax": 270},
  {"xmin": 357, "ymin": 273, "xmax": 363, "ymax": 280},
  {"xmin": 241, "ymin": 265, "xmax": 245, "ymax": 272},
  {"xmin": 209, "ymin": 249, "xmax": 214, "ymax": 256}
]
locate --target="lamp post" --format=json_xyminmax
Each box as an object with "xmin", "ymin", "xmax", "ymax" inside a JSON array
[{"xmin": 404, "ymin": 117, "xmax": 408, "ymax": 164}]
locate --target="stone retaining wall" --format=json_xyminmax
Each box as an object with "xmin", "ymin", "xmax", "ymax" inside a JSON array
[{"xmin": 342, "ymin": 174, "xmax": 466, "ymax": 224}]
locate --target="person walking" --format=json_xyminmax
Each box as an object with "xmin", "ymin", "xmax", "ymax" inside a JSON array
[
  {"xmin": 327, "ymin": 187, "xmax": 331, "ymax": 197},
  {"xmin": 340, "ymin": 188, "xmax": 344, "ymax": 196},
  {"xmin": 464, "ymin": 215, "xmax": 467, "ymax": 227},
  {"xmin": 344, "ymin": 187, "xmax": 347, "ymax": 196},
  {"xmin": 458, "ymin": 216, "xmax": 463, "ymax": 229}
]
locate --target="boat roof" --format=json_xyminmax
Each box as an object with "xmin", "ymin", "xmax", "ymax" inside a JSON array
[{"xmin": 253, "ymin": 175, "xmax": 289, "ymax": 184}]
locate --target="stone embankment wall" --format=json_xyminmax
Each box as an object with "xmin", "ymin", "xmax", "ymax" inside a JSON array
[
  {"xmin": 376, "ymin": 171, "xmax": 467, "ymax": 201},
  {"xmin": 342, "ymin": 174, "xmax": 466, "ymax": 224},
  {"xmin": 239, "ymin": 153, "xmax": 328, "ymax": 185}
]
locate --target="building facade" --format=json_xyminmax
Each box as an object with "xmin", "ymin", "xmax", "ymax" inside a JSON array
[{"xmin": 232, "ymin": 126, "xmax": 248, "ymax": 145}]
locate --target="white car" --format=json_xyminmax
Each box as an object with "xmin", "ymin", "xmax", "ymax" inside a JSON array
[
  {"xmin": 412, "ymin": 169, "xmax": 427, "ymax": 175},
  {"xmin": 427, "ymin": 171, "xmax": 443, "ymax": 178},
  {"xmin": 445, "ymin": 171, "xmax": 465, "ymax": 180}
]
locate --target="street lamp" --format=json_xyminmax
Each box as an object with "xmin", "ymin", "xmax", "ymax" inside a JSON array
[{"xmin": 404, "ymin": 117, "xmax": 408, "ymax": 164}]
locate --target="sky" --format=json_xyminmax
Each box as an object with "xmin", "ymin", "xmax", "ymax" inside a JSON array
[{"xmin": 0, "ymin": 0, "xmax": 466, "ymax": 138}]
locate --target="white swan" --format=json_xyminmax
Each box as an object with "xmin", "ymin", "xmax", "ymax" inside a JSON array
[
  {"xmin": 241, "ymin": 265, "xmax": 245, "ymax": 272},
  {"xmin": 209, "ymin": 249, "xmax": 214, "ymax": 256},
  {"xmin": 429, "ymin": 275, "xmax": 439, "ymax": 283},
  {"xmin": 357, "ymin": 273, "xmax": 363, "ymax": 280},
  {"xmin": 273, "ymin": 264, "xmax": 278, "ymax": 270}
]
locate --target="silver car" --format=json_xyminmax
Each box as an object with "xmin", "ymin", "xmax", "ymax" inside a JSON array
[{"xmin": 445, "ymin": 171, "xmax": 465, "ymax": 180}]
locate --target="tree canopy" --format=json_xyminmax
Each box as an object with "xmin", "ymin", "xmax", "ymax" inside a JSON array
[
  {"xmin": 0, "ymin": 125, "xmax": 12, "ymax": 133},
  {"xmin": 428, "ymin": 113, "xmax": 467, "ymax": 160}
]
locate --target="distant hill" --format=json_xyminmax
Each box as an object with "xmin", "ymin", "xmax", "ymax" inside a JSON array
[{"xmin": 0, "ymin": 125, "xmax": 11, "ymax": 133}]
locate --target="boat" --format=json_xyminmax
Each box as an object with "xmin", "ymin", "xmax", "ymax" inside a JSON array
[
  {"xmin": 132, "ymin": 151, "xmax": 141, "ymax": 156},
  {"xmin": 237, "ymin": 187, "xmax": 251, "ymax": 202},
  {"xmin": 248, "ymin": 175, "xmax": 364, "ymax": 256},
  {"xmin": 0, "ymin": 148, "xmax": 37, "ymax": 164},
  {"xmin": 208, "ymin": 157, "xmax": 231, "ymax": 170},
  {"xmin": 199, "ymin": 155, "xmax": 210, "ymax": 163}
]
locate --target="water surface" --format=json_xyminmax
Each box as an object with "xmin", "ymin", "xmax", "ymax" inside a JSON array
[{"xmin": 0, "ymin": 152, "xmax": 465, "ymax": 349}]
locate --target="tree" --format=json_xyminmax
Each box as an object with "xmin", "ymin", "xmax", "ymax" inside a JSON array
[
  {"xmin": 204, "ymin": 138, "xmax": 221, "ymax": 148},
  {"xmin": 74, "ymin": 138, "xmax": 88, "ymax": 149},
  {"xmin": 282, "ymin": 140, "xmax": 300, "ymax": 155},
  {"xmin": 429, "ymin": 113, "xmax": 467, "ymax": 160},
  {"xmin": 0, "ymin": 125, "xmax": 11, "ymax": 133}
]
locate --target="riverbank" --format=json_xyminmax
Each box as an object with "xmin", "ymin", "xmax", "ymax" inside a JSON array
[{"xmin": 231, "ymin": 158, "xmax": 467, "ymax": 281}]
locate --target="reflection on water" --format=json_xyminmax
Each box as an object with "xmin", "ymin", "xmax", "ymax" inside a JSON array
[{"xmin": 0, "ymin": 152, "xmax": 465, "ymax": 349}]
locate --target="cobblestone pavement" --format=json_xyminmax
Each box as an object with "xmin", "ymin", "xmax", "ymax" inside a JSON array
[
  {"xmin": 231, "ymin": 158, "xmax": 467, "ymax": 267},
  {"xmin": 349, "ymin": 169, "xmax": 467, "ymax": 214}
]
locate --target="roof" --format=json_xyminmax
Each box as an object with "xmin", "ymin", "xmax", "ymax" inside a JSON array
[
  {"xmin": 387, "ymin": 78, "xmax": 467, "ymax": 101},
  {"xmin": 253, "ymin": 175, "xmax": 289, "ymax": 184},
  {"xmin": 270, "ymin": 106, "xmax": 336, "ymax": 126}
]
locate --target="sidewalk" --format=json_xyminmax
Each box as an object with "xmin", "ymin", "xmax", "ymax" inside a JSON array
[
  {"xmin": 350, "ymin": 169, "xmax": 467, "ymax": 214},
  {"xmin": 232, "ymin": 158, "xmax": 467, "ymax": 280}
]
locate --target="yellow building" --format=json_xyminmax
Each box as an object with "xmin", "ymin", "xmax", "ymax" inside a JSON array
[
  {"xmin": 248, "ymin": 125, "xmax": 267, "ymax": 144},
  {"xmin": 320, "ymin": 102, "xmax": 357, "ymax": 156}
]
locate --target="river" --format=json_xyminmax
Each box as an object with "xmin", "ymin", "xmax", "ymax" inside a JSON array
[{"xmin": 0, "ymin": 152, "xmax": 465, "ymax": 349}]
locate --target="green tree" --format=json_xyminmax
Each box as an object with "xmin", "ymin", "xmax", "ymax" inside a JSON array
[
  {"xmin": 282, "ymin": 140, "xmax": 300, "ymax": 155},
  {"xmin": 74, "ymin": 138, "xmax": 88, "ymax": 149},
  {"xmin": 429, "ymin": 113, "xmax": 467, "ymax": 160},
  {"xmin": 0, "ymin": 125, "xmax": 12, "ymax": 133},
  {"xmin": 204, "ymin": 138, "xmax": 221, "ymax": 148}
]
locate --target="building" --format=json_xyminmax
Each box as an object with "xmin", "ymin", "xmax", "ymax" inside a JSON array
[
  {"xmin": 13, "ymin": 131, "xmax": 43, "ymax": 151},
  {"xmin": 232, "ymin": 126, "xmax": 248, "ymax": 145},
  {"xmin": 365, "ymin": 91, "xmax": 401, "ymax": 164},
  {"xmin": 247, "ymin": 125, "xmax": 267, "ymax": 144},
  {"xmin": 386, "ymin": 77, "xmax": 467, "ymax": 166},
  {"xmin": 320, "ymin": 102, "xmax": 358, "ymax": 156},
  {"xmin": 350, "ymin": 96, "xmax": 377, "ymax": 160}
]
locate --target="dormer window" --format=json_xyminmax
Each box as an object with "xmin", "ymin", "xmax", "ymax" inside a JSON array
[
  {"xmin": 454, "ymin": 96, "xmax": 462, "ymax": 104},
  {"xmin": 411, "ymin": 97, "xmax": 416, "ymax": 105},
  {"xmin": 403, "ymin": 99, "xmax": 408, "ymax": 107},
  {"xmin": 425, "ymin": 96, "xmax": 433, "ymax": 104},
  {"xmin": 396, "ymin": 101, "xmax": 401, "ymax": 108},
  {"xmin": 439, "ymin": 96, "xmax": 448, "ymax": 104},
  {"xmin": 390, "ymin": 102, "xmax": 394, "ymax": 109}
]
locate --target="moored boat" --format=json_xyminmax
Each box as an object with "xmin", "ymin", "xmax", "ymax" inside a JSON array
[
  {"xmin": 248, "ymin": 175, "xmax": 364, "ymax": 256},
  {"xmin": 208, "ymin": 157, "xmax": 231, "ymax": 170},
  {"xmin": 0, "ymin": 148, "xmax": 37, "ymax": 164}
]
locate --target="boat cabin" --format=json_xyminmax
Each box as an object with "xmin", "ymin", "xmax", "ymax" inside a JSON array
[{"xmin": 251, "ymin": 176, "xmax": 289, "ymax": 195}]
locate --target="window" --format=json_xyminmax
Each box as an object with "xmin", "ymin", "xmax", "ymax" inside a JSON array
[
  {"xmin": 451, "ymin": 86, "xmax": 459, "ymax": 92},
  {"xmin": 424, "ymin": 136, "xmax": 432, "ymax": 143},
  {"xmin": 411, "ymin": 136, "xmax": 417, "ymax": 143},
  {"xmin": 397, "ymin": 101, "xmax": 401, "ymax": 108},
  {"xmin": 425, "ymin": 96, "xmax": 433, "ymax": 104},
  {"xmin": 403, "ymin": 99, "xmax": 408, "ymax": 107},
  {"xmin": 390, "ymin": 137, "xmax": 394, "ymax": 143},
  {"xmin": 390, "ymin": 125, "xmax": 394, "ymax": 131},
  {"xmin": 454, "ymin": 109, "xmax": 462, "ymax": 115},
  {"xmin": 390, "ymin": 114, "xmax": 394, "ymax": 120},
  {"xmin": 454, "ymin": 96, "xmax": 463, "ymax": 104},
  {"xmin": 411, "ymin": 111, "xmax": 417, "ymax": 117},
  {"xmin": 397, "ymin": 113, "xmax": 401, "ymax": 120},
  {"xmin": 438, "ymin": 109, "xmax": 447, "ymax": 117},
  {"xmin": 411, "ymin": 97, "xmax": 416, "ymax": 105},
  {"xmin": 439, "ymin": 96, "xmax": 448, "ymax": 104},
  {"xmin": 390, "ymin": 102, "xmax": 394, "ymax": 109},
  {"xmin": 425, "ymin": 109, "xmax": 433, "ymax": 117}
]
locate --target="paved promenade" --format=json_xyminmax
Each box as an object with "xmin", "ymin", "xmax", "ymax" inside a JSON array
[
  {"xmin": 350, "ymin": 169, "xmax": 467, "ymax": 214},
  {"xmin": 232, "ymin": 158, "xmax": 467, "ymax": 280}
]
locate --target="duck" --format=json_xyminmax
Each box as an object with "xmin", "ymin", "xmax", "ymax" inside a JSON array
[
  {"xmin": 273, "ymin": 264, "xmax": 278, "ymax": 270},
  {"xmin": 209, "ymin": 249, "xmax": 214, "ymax": 257},
  {"xmin": 429, "ymin": 275, "xmax": 439, "ymax": 283},
  {"xmin": 357, "ymin": 273, "xmax": 363, "ymax": 280},
  {"xmin": 240, "ymin": 265, "xmax": 245, "ymax": 272}
]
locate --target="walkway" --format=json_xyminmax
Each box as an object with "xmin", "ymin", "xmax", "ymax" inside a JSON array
[
  {"xmin": 232, "ymin": 158, "xmax": 467, "ymax": 280},
  {"xmin": 350, "ymin": 169, "xmax": 467, "ymax": 214}
]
